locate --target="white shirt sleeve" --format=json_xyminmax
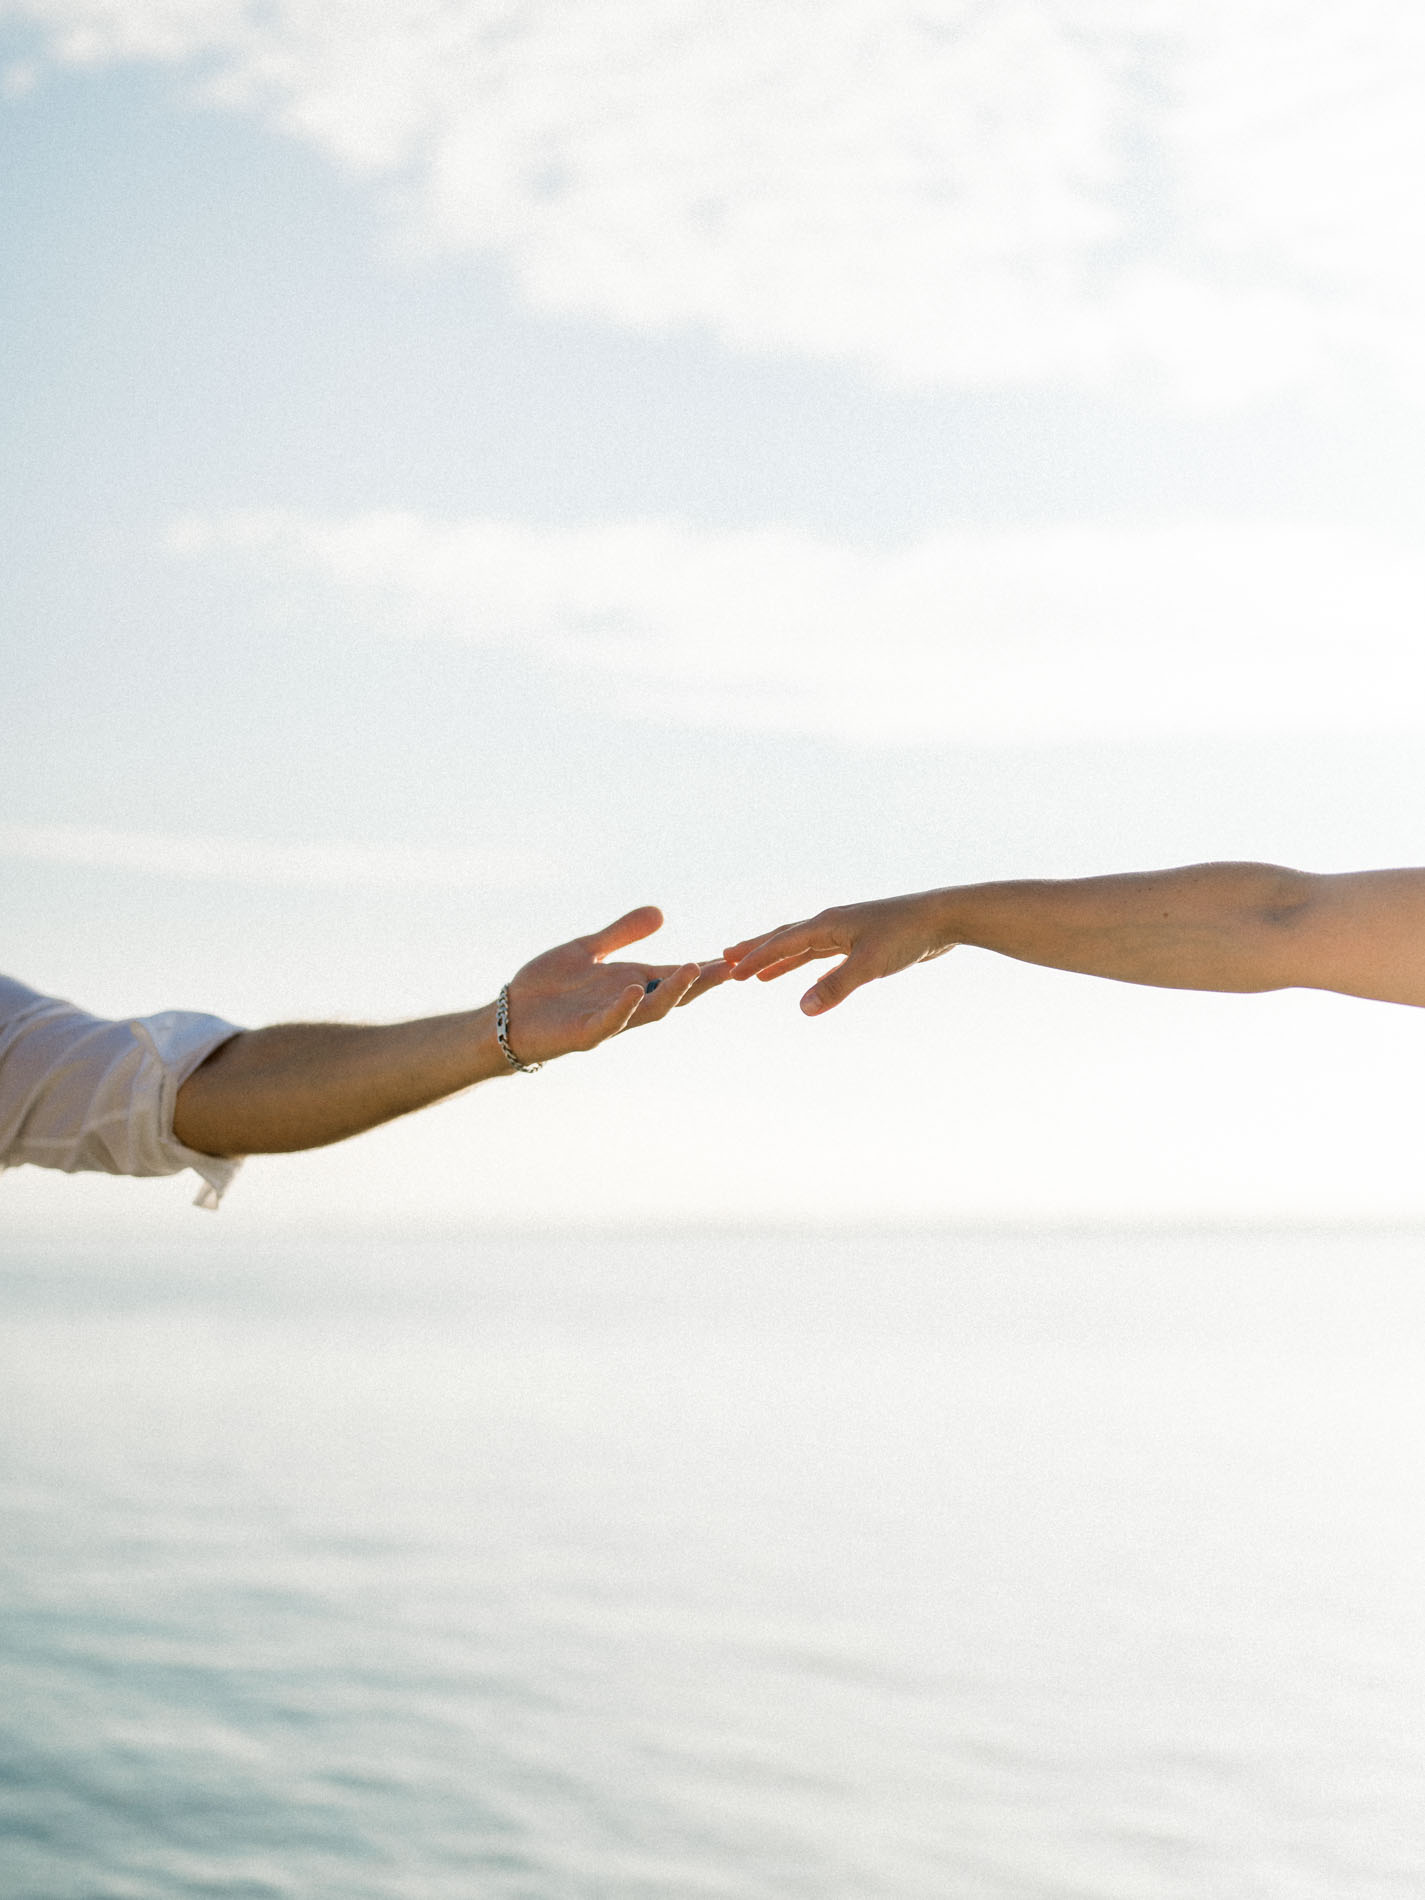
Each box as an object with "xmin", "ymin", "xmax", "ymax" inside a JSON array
[{"xmin": 0, "ymin": 974, "xmax": 246, "ymax": 1209}]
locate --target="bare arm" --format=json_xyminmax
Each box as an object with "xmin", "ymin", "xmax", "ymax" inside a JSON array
[
  {"xmin": 725, "ymin": 863, "xmax": 1425, "ymax": 1016},
  {"xmin": 174, "ymin": 906, "xmax": 725, "ymax": 1157}
]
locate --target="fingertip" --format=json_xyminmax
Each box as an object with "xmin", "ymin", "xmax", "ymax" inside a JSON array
[
  {"xmin": 801, "ymin": 989, "xmax": 826, "ymax": 1016},
  {"xmin": 677, "ymin": 960, "xmax": 730, "ymax": 1005},
  {"xmin": 725, "ymin": 938, "xmax": 769, "ymax": 974},
  {"xmin": 602, "ymin": 979, "xmax": 643, "ymax": 1020},
  {"xmin": 586, "ymin": 905, "xmax": 665, "ymax": 959},
  {"xmin": 611, "ymin": 984, "xmax": 645, "ymax": 1036}
]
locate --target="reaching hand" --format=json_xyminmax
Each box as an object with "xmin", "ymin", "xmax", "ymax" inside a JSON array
[
  {"xmin": 724, "ymin": 892, "xmax": 952, "ymax": 1016},
  {"xmin": 504, "ymin": 906, "xmax": 728, "ymax": 1064}
]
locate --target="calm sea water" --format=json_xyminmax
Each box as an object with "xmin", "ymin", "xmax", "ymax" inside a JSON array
[{"xmin": 4, "ymin": 1226, "xmax": 1425, "ymax": 1899}]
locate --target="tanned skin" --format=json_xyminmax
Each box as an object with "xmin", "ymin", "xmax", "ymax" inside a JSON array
[{"xmin": 725, "ymin": 864, "xmax": 1425, "ymax": 1016}]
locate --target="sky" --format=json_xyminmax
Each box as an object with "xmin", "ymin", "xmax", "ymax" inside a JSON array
[{"xmin": 6, "ymin": 0, "xmax": 1425, "ymax": 1234}]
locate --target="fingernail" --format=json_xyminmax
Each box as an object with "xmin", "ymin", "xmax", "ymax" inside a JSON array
[{"xmin": 802, "ymin": 994, "xmax": 823, "ymax": 1015}]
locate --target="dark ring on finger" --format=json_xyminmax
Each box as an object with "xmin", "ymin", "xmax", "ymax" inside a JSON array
[{"xmin": 644, "ymin": 978, "xmax": 661, "ymax": 993}]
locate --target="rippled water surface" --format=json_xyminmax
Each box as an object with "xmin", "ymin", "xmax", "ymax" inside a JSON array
[{"xmin": 5, "ymin": 1227, "xmax": 1425, "ymax": 1898}]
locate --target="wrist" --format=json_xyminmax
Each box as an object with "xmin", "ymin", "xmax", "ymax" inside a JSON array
[
  {"xmin": 909, "ymin": 885, "xmax": 968, "ymax": 958},
  {"xmin": 447, "ymin": 1002, "xmax": 514, "ymax": 1088},
  {"xmin": 495, "ymin": 983, "xmax": 543, "ymax": 1073}
]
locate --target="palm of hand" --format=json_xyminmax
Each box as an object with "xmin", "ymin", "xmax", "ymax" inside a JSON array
[{"xmin": 504, "ymin": 906, "xmax": 722, "ymax": 1064}]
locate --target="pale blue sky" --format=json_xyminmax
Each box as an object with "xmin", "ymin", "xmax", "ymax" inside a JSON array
[{"xmin": 6, "ymin": 3, "xmax": 1425, "ymax": 1233}]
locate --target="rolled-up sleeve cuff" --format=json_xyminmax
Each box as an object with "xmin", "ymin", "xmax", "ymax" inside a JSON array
[
  {"xmin": 138, "ymin": 1012, "xmax": 246, "ymax": 1209},
  {"xmin": 0, "ymin": 979, "xmax": 246, "ymax": 1210}
]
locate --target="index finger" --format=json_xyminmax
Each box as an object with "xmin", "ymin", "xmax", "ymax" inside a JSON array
[
  {"xmin": 727, "ymin": 920, "xmax": 834, "ymax": 981},
  {"xmin": 579, "ymin": 905, "xmax": 665, "ymax": 961},
  {"xmin": 723, "ymin": 920, "xmax": 809, "ymax": 967}
]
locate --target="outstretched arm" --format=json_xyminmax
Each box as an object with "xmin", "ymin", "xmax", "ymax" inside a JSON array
[
  {"xmin": 725, "ymin": 864, "xmax": 1425, "ymax": 1015},
  {"xmin": 174, "ymin": 906, "xmax": 724, "ymax": 1157}
]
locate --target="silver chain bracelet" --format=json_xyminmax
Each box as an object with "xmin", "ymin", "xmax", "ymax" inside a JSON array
[{"xmin": 495, "ymin": 984, "xmax": 542, "ymax": 1073}]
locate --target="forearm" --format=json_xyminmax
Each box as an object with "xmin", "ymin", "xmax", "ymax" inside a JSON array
[
  {"xmin": 170, "ymin": 903, "xmax": 717, "ymax": 1159},
  {"xmin": 928, "ymin": 861, "xmax": 1321, "ymax": 994},
  {"xmin": 172, "ymin": 1006, "xmax": 507, "ymax": 1157}
]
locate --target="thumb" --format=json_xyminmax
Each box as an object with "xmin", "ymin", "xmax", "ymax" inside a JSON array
[
  {"xmin": 800, "ymin": 956, "xmax": 871, "ymax": 1017},
  {"xmin": 581, "ymin": 906, "xmax": 664, "ymax": 961}
]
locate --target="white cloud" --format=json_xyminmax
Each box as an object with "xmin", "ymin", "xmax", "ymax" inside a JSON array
[
  {"xmin": 9, "ymin": 0, "xmax": 1425, "ymax": 400},
  {"xmin": 174, "ymin": 507, "xmax": 1425, "ymax": 743},
  {"xmin": 0, "ymin": 821, "xmax": 548, "ymax": 887}
]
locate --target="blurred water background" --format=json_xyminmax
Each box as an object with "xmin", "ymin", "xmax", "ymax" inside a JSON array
[{"xmin": 4, "ymin": 1226, "xmax": 1425, "ymax": 1899}]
